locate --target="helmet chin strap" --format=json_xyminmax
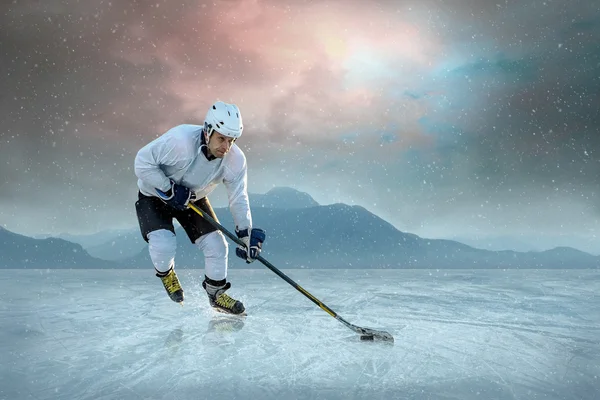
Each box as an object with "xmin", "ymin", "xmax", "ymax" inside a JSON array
[
  {"xmin": 201, "ymin": 130, "xmax": 216, "ymax": 160},
  {"xmin": 204, "ymin": 122, "xmax": 214, "ymax": 138}
]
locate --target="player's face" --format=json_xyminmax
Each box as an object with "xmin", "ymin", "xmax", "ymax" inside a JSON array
[{"xmin": 207, "ymin": 131, "xmax": 234, "ymax": 158}]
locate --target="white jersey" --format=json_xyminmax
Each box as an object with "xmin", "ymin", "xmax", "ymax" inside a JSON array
[{"xmin": 134, "ymin": 124, "xmax": 252, "ymax": 231}]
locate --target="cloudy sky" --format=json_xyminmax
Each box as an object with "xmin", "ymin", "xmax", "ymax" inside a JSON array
[{"xmin": 1, "ymin": 0, "xmax": 599, "ymax": 251}]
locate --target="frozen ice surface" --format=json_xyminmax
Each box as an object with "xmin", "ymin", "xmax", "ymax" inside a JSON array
[{"xmin": 1, "ymin": 268, "xmax": 599, "ymax": 399}]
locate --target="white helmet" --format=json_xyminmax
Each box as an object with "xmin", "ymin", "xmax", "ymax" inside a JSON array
[{"xmin": 204, "ymin": 101, "xmax": 243, "ymax": 139}]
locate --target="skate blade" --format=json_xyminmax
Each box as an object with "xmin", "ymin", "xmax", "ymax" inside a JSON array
[{"xmin": 213, "ymin": 307, "xmax": 246, "ymax": 317}]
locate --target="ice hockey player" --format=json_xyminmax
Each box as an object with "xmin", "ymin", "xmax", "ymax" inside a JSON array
[{"xmin": 134, "ymin": 101, "xmax": 266, "ymax": 315}]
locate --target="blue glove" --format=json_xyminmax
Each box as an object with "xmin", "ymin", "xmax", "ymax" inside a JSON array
[
  {"xmin": 155, "ymin": 180, "xmax": 196, "ymax": 211},
  {"xmin": 235, "ymin": 227, "xmax": 266, "ymax": 263}
]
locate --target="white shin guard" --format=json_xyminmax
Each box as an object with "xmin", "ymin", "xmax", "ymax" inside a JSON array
[
  {"xmin": 195, "ymin": 231, "xmax": 228, "ymax": 281},
  {"xmin": 147, "ymin": 229, "xmax": 177, "ymax": 273}
]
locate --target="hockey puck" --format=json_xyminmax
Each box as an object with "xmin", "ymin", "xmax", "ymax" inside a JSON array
[{"xmin": 360, "ymin": 335, "xmax": 374, "ymax": 341}]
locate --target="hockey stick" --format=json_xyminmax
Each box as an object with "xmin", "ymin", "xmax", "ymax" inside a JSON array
[{"xmin": 187, "ymin": 202, "xmax": 394, "ymax": 343}]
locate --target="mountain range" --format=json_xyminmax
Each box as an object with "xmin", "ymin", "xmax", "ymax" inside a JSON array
[{"xmin": 2, "ymin": 187, "xmax": 598, "ymax": 269}]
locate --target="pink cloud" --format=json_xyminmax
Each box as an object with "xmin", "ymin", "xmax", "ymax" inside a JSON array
[{"xmin": 108, "ymin": 0, "xmax": 443, "ymax": 151}]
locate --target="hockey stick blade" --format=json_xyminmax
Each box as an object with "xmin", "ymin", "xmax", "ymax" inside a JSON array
[
  {"xmin": 340, "ymin": 317, "xmax": 394, "ymax": 343},
  {"xmin": 360, "ymin": 328, "xmax": 394, "ymax": 343}
]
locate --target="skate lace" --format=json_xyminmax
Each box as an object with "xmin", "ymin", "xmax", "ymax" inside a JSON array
[
  {"xmin": 163, "ymin": 273, "xmax": 182, "ymax": 294},
  {"xmin": 215, "ymin": 293, "xmax": 237, "ymax": 309}
]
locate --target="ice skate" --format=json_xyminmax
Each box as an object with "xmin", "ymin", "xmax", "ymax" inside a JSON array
[
  {"xmin": 202, "ymin": 278, "xmax": 245, "ymax": 315},
  {"xmin": 156, "ymin": 267, "xmax": 184, "ymax": 304}
]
